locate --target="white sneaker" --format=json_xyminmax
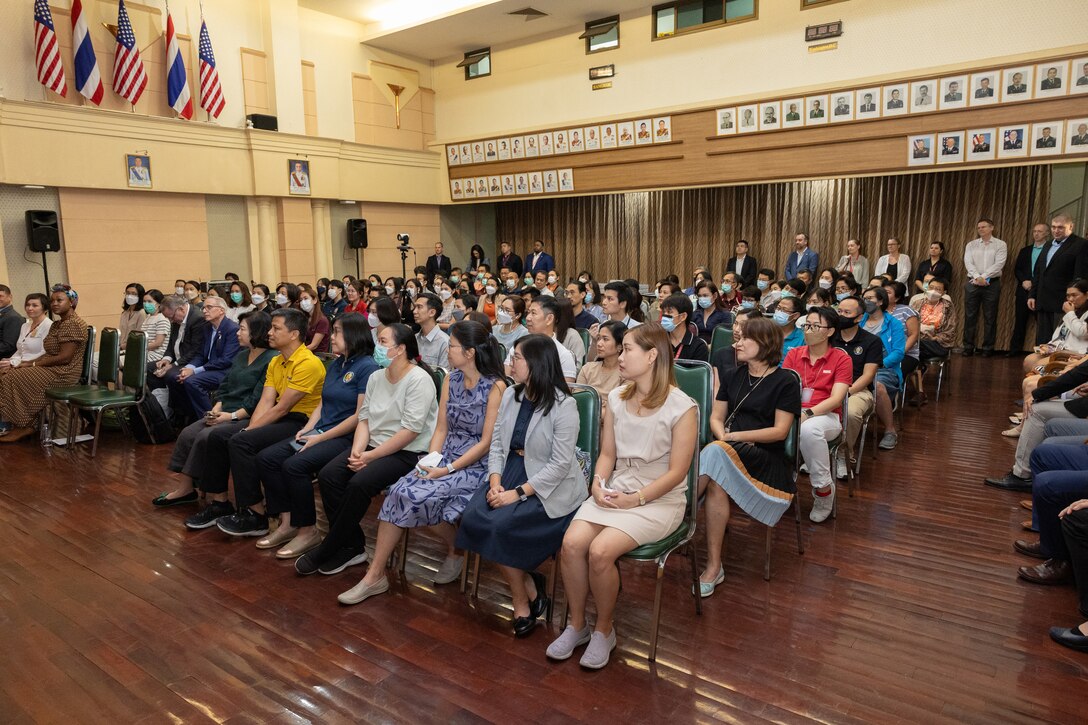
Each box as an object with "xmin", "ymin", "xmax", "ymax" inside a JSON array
[
  {"xmin": 579, "ymin": 629, "xmax": 617, "ymax": 669},
  {"xmin": 799, "ymin": 462, "xmax": 809, "ymax": 474},
  {"xmin": 337, "ymin": 575, "xmax": 389, "ymax": 605},
  {"xmin": 809, "ymin": 483, "xmax": 836, "ymax": 523},
  {"xmin": 835, "ymin": 457, "xmax": 848, "ymax": 480},
  {"xmin": 433, "ymin": 555, "xmax": 465, "ymax": 585},
  {"xmin": 879, "ymin": 432, "xmax": 899, "ymax": 450},
  {"xmin": 546, "ymin": 625, "xmax": 592, "ymax": 660}
]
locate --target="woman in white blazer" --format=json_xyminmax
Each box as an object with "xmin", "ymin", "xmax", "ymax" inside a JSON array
[{"xmin": 873, "ymin": 237, "xmax": 912, "ymax": 284}]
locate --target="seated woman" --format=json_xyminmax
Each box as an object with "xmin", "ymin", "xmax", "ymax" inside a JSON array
[
  {"xmin": 834, "ymin": 273, "xmax": 861, "ymax": 304},
  {"xmin": 576, "ymin": 320, "xmax": 626, "ymax": 400},
  {"xmin": 697, "ymin": 317, "xmax": 801, "ymax": 595},
  {"xmin": 92, "ymin": 283, "xmax": 146, "ymax": 380},
  {"xmin": 807, "ymin": 287, "xmax": 834, "ymax": 310},
  {"xmin": 298, "ymin": 284, "xmax": 330, "ymax": 353},
  {"xmin": 151, "ymin": 311, "xmax": 277, "ymax": 507},
  {"xmin": 710, "ymin": 307, "xmax": 763, "ymax": 397},
  {"xmin": 1023, "ymin": 280, "xmax": 1088, "ymax": 373},
  {"xmin": 455, "ymin": 334, "xmax": 586, "ymax": 637},
  {"xmin": 692, "ymin": 280, "xmax": 732, "ymax": 343},
  {"xmin": 225, "ymin": 280, "xmax": 255, "ymax": 322},
  {"xmin": 549, "ymin": 324, "xmax": 697, "ymax": 669},
  {"xmin": 255, "ymin": 313, "xmax": 379, "ymax": 557},
  {"xmin": 0, "ymin": 285, "xmax": 88, "ymax": 442},
  {"xmin": 337, "ymin": 321, "xmax": 507, "ymax": 603},
  {"xmin": 0, "ymin": 293, "xmax": 52, "ymax": 371},
  {"xmin": 342, "ymin": 280, "xmax": 368, "ymax": 317},
  {"xmin": 322, "ymin": 280, "xmax": 348, "ymax": 322},
  {"xmin": 478, "ymin": 279, "xmax": 501, "ymax": 324},
  {"xmin": 250, "ymin": 284, "xmax": 273, "ymax": 314},
  {"xmin": 493, "ymin": 295, "xmax": 529, "ymax": 352},
  {"xmin": 296, "ymin": 323, "xmax": 438, "ymax": 585},
  {"xmin": 136, "ymin": 290, "xmax": 171, "ymax": 366}
]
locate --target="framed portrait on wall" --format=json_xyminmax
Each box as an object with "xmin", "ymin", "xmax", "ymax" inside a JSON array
[
  {"xmin": 475, "ymin": 177, "xmax": 489, "ymax": 198},
  {"xmin": 511, "ymin": 136, "xmax": 525, "ymax": 159},
  {"xmin": 528, "ymin": 171, "xmax": 543, "ymax": 194},
  {"xmin": 525, "ymin": 135, "xmax": 539, "ymax": 157},
  {"xmin": 543, "ymin": 170, "xmax": 558, "ymax": 193},
  {"xmin": 463, "ymin": 178, "xmax": 476, "ymax": 198},
  {"xmin": 855, "ymin": 88, "xmax": 880, "ymax": 120},
  {"xmin": 715, "ymin": 108, "xmax": 737, "ymax": 135},
  {"xmin": 488, "ymin": 175, "xmax": 501, "ymax": 195},
  {"xmin": 758, "ymin": 102, "xmax": 780, "ymax": 131},
  {"xmin": 459, "ymin": 143, "xmax": 472, "ymax": 163},
  {"xmin": 1066, "ymin": 118, "xmax": 1088, "ymax": 153},
  {"xmin": 617, "ymin": 121, "xmax": 635, "ymax": 146},
  {"xmin": 1072, "ymin": 58, "xmax": 1088, "ymax": 94},
  {"xmin": 883, "ymin": 83, "xmax": 908, "ymax": 116},
  {"xmin": 653, "ymin": 116, "xmax": 672, "ymax": 142},
  {"xmin": 969, "ymin": 72, "xmax": 999, "ymax": 106},
  {"xmin": 601, "ymin": 123, "xmax": 618, "ymax": 148},
  {"xmin": 781, "ymin": 98, "xmax": 804, "ymax": 128},
  {"xmin": 584, "ymin": 126, "xmax": 601, "ymax": 150},
  {"xmin": 484, "ymin": 140, "xmax": 498, "ymax": 161},
  {"xmin": 830, "ymin": 92, "xmax": 854, "ymax": 123},
  {"xmin": 287, "ymin": 159, "xmax": 309, "ymax": 196},
  {"xmin": 501, "ymin": 174, "xmax": 515, "ymax": 195},
  {"xmin": 910, "ymin": 79, "xmax": 937, "ymax": 111},
  {"xmin": 515, "ymin": 173, "xmax": 529, "ymax": 194},
  {"xmin": 497, "ymin": 139, "xmax": 511, "ymax": 160},
  {"xmin": 450, "ymin": 179, "xmax": 464, "ymax": 200},
  {"xmin": 738, "ymin": 104, "xmax": 759, "ymax": 132},
  {"xmin": 1030, "ymin": 122, "xmax": 1063, "ymax": 157},
  {"xmin": 939, "ymin": 75, "xmax": 968, "ymax": 110},
  {"xmin": 471, "ymin": 142, "xmax": 485, "ymax": 164},
  {"xmin": 965, "ymin": 128, "xmax": 996, "ymax": 162},
  {"xmin": 553, "ymin": 130, "xmax": 569, "ymax": 154},
  {"xmin": 127, "ymin": 153, "xmax": 152, "ymax": 189},
  {"xmin": 804, "ymin": 95, "xmax": 828, "ymax": 126},
  {"xmin": 906, "ymin": 134, "xmax": 935, "ymax": 167},
  {"xmin": 997, "ymin": 125, "xmax": 1028, "ymax": 159},
  {"xmin": 635, "ymin": 119, "xmax": 653, "ymax": 145},
  {"xmin": 559, "ymin": 168, "xmax": 575, "ymax": 192},
  {"xmin": 538, "ymin": 132, "xmax": 553, "ymax": 155},
  {"xmin": 936, "ymin": 131, "xmax": 965, "ymax": 164},
  {"xmin": 446, "ymin": 145, "xmax": 460, "ymax": 166},
  {"xmin": 1002, "ymin": 66, "xmax": 1034, "ymax": 101},
  {"xmin": 1036, "ymin": 61, "xmax": 1069, "ymax": 98},
  {"xmin": 569, "ymin": 128, "xmax": 584, "ymax": 152}
]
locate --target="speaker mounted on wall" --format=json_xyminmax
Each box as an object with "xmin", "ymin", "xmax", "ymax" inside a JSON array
[
  {"xmin": 348, "ymin": 218, "xmax": 368, "ymax": 249},
  {"xmin": 25, "ymin": 210, "xmax": 61, "ymax": 253},
  {"xmin": 246, "ymin": 113, "xmax": 278, "ymax": 131}
]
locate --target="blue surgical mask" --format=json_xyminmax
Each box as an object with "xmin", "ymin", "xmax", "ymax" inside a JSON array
[
  {"xmin": 773, "ymin": 310, "xmax": 791, "ymax": 326},
  {"xmin": 230, "ymin": 292, "xmax": 243, "ymax": 304},
  {"xmin": 142, "ymin": 302, "xmax": 157, "ymax": 315},
  {"xmin": 740, "ymin": 300, "xmax": 756, "ymax": 310},
  {"xmin": 720, "ymin": 283, "xmax": 733, "ymax": 294},
  {"xmin": 780, "ymin": 290, "xmax": 794, "ymax": 299},
  {"xmin": 922, "ymin": 282, "xmax": 930, "ymax": 291},
  {"xmin": 757, "ymin": 280, "xmax": 769, "ymax": 291},
  {"xmin": 697, "ymin": 297, "xmax": 713, "ymax": 309},
  {"xmin": 660, "ymin": 315, "xmax": 676, "ymax": 332},
  {"xmin": 584, "ymin": 292, "xmax": 594, "ymax": 304},
  {"xmin": 373, "ymin": 344, "xmax": 396, "ymax": 368},
  {"xmin": 835, "ymin": 292, "xmax": 849, "ymax": 302}
]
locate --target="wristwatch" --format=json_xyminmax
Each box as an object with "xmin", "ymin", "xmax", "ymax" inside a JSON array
[
  {"xmin": 515, "ymin": 485, "xmax": 528, "ymax": 502},
  {"xmin": 803, "ymin": 409, "xmax": 814, "ymax": 418},
  {"xmin": 230, "ymin": 412, "xmax": 238, "ymax": 422}
]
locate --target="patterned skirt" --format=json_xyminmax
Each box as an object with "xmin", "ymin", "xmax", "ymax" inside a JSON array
[{"xmin": 699, "ymin": 441, "xmax": 794, "ymax": 526}]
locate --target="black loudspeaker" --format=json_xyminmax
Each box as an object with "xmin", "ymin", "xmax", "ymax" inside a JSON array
[
  {"xmin": 348, "ymin": 218, "xmax": 368, "ymax": 249},
  {"xmin": 25, "ymin": 210, "xmax": 61, "ymax": 253},
  {"xmin": 246, "ymin": 113, "xmax": 278, "ymax": 131}
]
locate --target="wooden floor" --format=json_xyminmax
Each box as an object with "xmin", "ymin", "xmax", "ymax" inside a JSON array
[{"xmin": 1, "ymin": 355, "xmax": 1086, "ymax": 724}]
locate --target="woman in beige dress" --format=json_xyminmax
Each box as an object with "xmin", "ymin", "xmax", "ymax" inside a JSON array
[
  {"xmin": 575, "ymin": 320, "xmax": 626, "ymax": 399},
  {"xmin": 548, "ymin": 323, "xmax": 697, "ymax": 669}
]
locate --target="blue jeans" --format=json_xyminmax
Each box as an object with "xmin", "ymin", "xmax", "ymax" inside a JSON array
[{"xmin": 1029, "ymin": 438, "xmax": 1088, "ymax": 560}]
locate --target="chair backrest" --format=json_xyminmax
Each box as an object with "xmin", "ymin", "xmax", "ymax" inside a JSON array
[
  {"xmin": 97, "ymin": 327, "xmax": 121, "ymax": 385},
  {"xmin": 121, "ymin": 331, "xmax": 148, "ymax": 392},
  {"xmin": 430, "ymin": 366, "xmax": 447, "ymax": 401},
  {"xmin": 576, "ymin": 328, "xmax": 591, "ymax": 360},
  {"xmin": 709, "ymin": 325, "xmax": 734, "ymax": 360},
  {"xmin": 673, "ymin": 360, "xmax": 712, "ymax": 446},
  {"xmin": 79, "ymin": 325, "xmax": 96, "ymax": 385},
  {"xmin": 569, "ymin": 384, "xmax": 602, "ymax": 472},
  {"xmin": 781, "ymin": 368, "xmax": 802, "ymax": 475},
  {"xmin": 496, "ymin": 341, "xmax": 507, "ymax": 360},
  {"xmin": 314, "ymin": 351, "xmax": 338, "ymax": 363}
]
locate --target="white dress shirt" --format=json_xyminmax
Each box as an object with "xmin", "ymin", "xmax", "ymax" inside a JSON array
[{"xmin": 963, "ymin": 237, "xmax": 1008, "ymax": 281}]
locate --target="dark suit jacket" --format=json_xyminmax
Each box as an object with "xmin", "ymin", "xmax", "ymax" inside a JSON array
[
  {"xmin": 973, "ymin": 143, "xmax": 990, "ymax": 152},
  {"xmin": 859, "ymin": 103, "xmax": 876, "ymax": 112},
  {"xmin": 1007, "ymin": 83, "xmax": 1027, "ymax": 93},
  {"xmin": 526, "ymin": 251, "xmax": 555, "ymax": 274},
  {"xmin": 1031, "ymin": 234, "xmax": 1088, "ymax": 312},
  {"xmin": 164, "ymin": 305, "xmax": 208, "ymax": 367},
  {"xmin": 944, "ymin": 93, "xmax": 962, "ymax": 101},
  {"xmin": 1014, "ymin": 244, "xmax": 1043, "ymax": 285},
  {"xmin": 0, "ymin": 306, "xmax": 25, "ymax": 360},
  {"xmin": 1036, "ymin": 137, "xmax": 1057, "ymax": 148},
  {"xmin": 784, "ymin": 248, "xmax": 819, "ymax": 279},
  {"xmin": 1072, "ymin": 134, "xmax": 1088, "ymax": 145},
  {"xmin": 1033, "ymin": 357, "xmax": 1088, "ymax": 418},
  {"xmin": 1041, "ymin": 78, "xmax": 1062, "ymax": 90},
  {"xmin": 887, "ymin": 100, "xmax": 904, "ymax": 109},
  {"xmin": 185, "ymin": 318, "xmax": 240, "ymax": 375},
  {"xmin": 497, "ymin": 252, "xmax": 523, "ymax": 276},
  {"xmin": 425, "ymin": 254, "xmax": 453, "ymax": 280},
  {"xmin": 725, "ymin": 255, "xmax": 759, "ymax": 286},
  {"xmin": 974, "ymin": 88, "xmax": 994, "ymax": 97}
]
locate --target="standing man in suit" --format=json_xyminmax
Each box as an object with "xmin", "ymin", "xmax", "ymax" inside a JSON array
[
  {"xmin": 725, "ymin": 240, "xmax": 758, "ymax": 287},
  {"xmin": 1009, "ymin": 223, "xmax": 1050, "ymax": 356},
  {"xmin": 784, "ymin": 233, "xmax": 820, "ymax": 279},
  {"xmin": 1030, "ymin": 215, "xmax": 1088, "ymax": 344},
  {"xmin": 148, "ymin": 294, "xmax": 209, "ymax": 419},
  {"xmin": 497, "ymin": 240, "xmax": 523, "ymax": 278},
  {"xmin": 0, "ymin": 284, "xmax": 25, "ymax": 360},
  {"xmin": 168, "ymin": 296, "xmax": 240, "ymax": 418},
  {"xmin": 425, "ymin": 242, "xmax": 453, "ymax": 281},
  {"xmin": 961, "ymin": 218, "xmax": 1007, "ymax": 357},
  {"xmin": 526, "ymin": 240, "xmax": 555, "ymax": 275}
]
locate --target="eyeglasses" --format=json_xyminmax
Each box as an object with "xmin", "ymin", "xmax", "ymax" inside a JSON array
[
  {"xmin": 800, "ymin": 323, "xmax": 829, "ymax": 331},
  {"xmin": 511, "ymin": 352, "xmax": 526, "ymax": 362}
]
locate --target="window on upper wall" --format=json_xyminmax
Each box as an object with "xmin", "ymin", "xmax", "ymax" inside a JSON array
[
  {"xmin": 653, "ymin": 0, "xmax": 756, "ymax": 39},
  {"xmin": 459, "ymin": 48, "xmax": 491, "ymax": 80},
  {"xmin": 582, "ymin": 16, "xmax": 620, "ymax": 54},
  {"xmin": 801, "ymin": 0, "xmax": 847, "ymax": 8}
]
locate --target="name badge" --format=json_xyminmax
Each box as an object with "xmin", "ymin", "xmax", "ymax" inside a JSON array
[{"xmin": 801, "ymin": 387, "xmax": 815, "ymax": 404}]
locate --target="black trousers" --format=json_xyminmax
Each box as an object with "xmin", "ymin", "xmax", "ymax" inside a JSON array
[
  {"xmin": 168, "ymin": 418, "xmax": 246, "ymax": 478},
  {"xmin": 200, "ymin": 415, "xmax": 306, "ymax": 499},
  {"xmin": 259, "ymin": 435, "xmax": 353, "ymax": 527},
  {"xmin": 314, "ymin": 447, "xmax": 421, "ymax": 557},
  {"xmin": 1036, "ymin": 310, "xmax": 1063, "ymax": 346},
  {"xmin": 1009, "ymin": 285, "xmax": 1034, "ymax": 353},
  {"xmin": 919, "ymin": 339, "xmax": 950, "ymax": 360},
  {"xmin": 962, "ymin": 280, "xmax": 1001, "ymax": 351},
  {"xmin": 1061, "ymin": 508, "xmax": 1088, "ymax": 618}
]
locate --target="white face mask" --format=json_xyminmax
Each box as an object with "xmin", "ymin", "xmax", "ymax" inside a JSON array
[
  {"xmin": 439, "ymin": 289, "xmax": 452, "ymax": 301},
  {"xmin": 300, "ymin": 299, "xmax": 314, "ymax": 312},
  {"xmin": 125, "ymin": 294, "xmax": 139, "ymax": 306},
  {"xmin": 186, "ymin": 289, "xmax": 199, "ymax": 300},
  {"xmin": 547, "ymin": 275, "xmax": 557, "ymax": 284},
  {"xmin": 819, "ymin": 279, "xmax": 832, "ymax": 290},
  {"xmin": 385, "ymin": 285, "xmax": 395, "ymax": 295},
  {"xmin": 327, "ymin": 288, "xmax": 339, "ymax": 299},
  {"xmin": 496, "ymin": 309, "xmax": 513, "ymax": 325},
  {"xmin": 275, "ymin": 293, "xmax": 289, "ymax": 306},
  {"xmin": 926, "ymin": 290, "xmax": 941, "ymax": 302},
  {"xmin": 368, "ymin": 313, "xmax": 380, "ymax": 328},
  {"xmin": 485, "ymin": 285, "xmax": 497, "ymax": 295},
  {"xmin": 506, "ymin": 279, "xmax": 517, "ymax": 290},
  {"xmin": 251, "ymin": 293, "xmax": 266, "ymax": 305},
  {"xmin": 175, "ymin": 286, "xmax": 185, "ymax": 295}
]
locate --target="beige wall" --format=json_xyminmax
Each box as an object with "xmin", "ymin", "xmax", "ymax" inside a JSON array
[
  {"xmin": 355, "ymin": 202, "xmax": 441, "ymax": 281},
  {"xmin": 301, "ymin": 61, "xmax": 318, "ymax": 136},
  {"xmin": 206, "ymin": 195, "xmax": 251, "ymax": 281},
  {"xmin": 277, "ymin": 198, "xmax": 316, "ymax": 283}
]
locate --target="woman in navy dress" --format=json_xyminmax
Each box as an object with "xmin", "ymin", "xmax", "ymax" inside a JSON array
[{"xmin": 692, "ymin": 279, "xmax": 732, "ymax": 343}]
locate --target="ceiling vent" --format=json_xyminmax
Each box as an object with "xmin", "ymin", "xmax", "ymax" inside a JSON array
[{"xmin": 507, "ymin": 7, "xmax": 548, "ymax": 21}]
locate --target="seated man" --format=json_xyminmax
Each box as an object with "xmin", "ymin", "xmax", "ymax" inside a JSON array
[
  {"xmin": 912, "ymin": 277, "xmax": 956, "ymax": 359},
  {"xmin": 147, "ymin": 293, "xmax": 208, "ymax": 419},
  {"xmin": 660, "ymin": 294, "xmax": 708, "ymax": 362},
  {"xmin": 166, "ymin": 296, "xmax": 239, "ymax": 419},
  {"xmin": 861, "ymin": 286, "xmax": 906, "ymax": 450},
  {"xmin": 504, "ymin": 296, "xmax": 577, "ymax": 382},
  {"xmin": 1049, "ymin": 499, "xmax": 1088, "ymax": 653},
  {"xmin": 413, "ymin": 292, "xmax": 450, "ymax": 369},
  {"xmin": 775, "ymin": 296, "xmax": 805, "ymax": 357},
  {"xmin": 986, "ymin": 358, "xmax": 1088, "ymax": 491},
  {"xmin": 830, "ymin": 296, "xmax": 882, "ymax": 479}
]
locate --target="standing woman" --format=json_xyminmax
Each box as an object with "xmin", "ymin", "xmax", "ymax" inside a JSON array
[
  {"xmin": 468, "ymin": 244, "xmax": 489, "ymax": 273},
  {"xmin": 456, "ymin": 334, "xmax": 586, "ymax": 637},
  {"xmin": 0, "ymin": 285, "xmax": 88, "ymax": 442},
  {"xmin": 226, "ymin": 280, "xmax": 255, "ymax": 322},
  {"xmin": 339, "ymin": 321, "xmax": 507, "ymax": 602},
  {"xmin": 914, "ymin": 241, "xmax": 954, "ymax": 294},
  {"xmin": 874, "ymin": 237, "xmax": 912, "ymax": 284},
  {"xmin": 0, "ymin": 293, "xmax": 52, "ymax": 370},
  {"xmin": 250, "ymin": 284, "xmax": 272, "ymax": 313},
  {"xmin": 550, "ymin": 323, "xmax": 698, "ymax": 668},
  {"xmin": 493, "ymin": 295, "xmax": 529, "ymax": 352},
  {"xmin": 298, "ymin": 284, "xmax": 330, "ymax": 353},
  {"xmin": 836, "ymin": 239, "xmax": 870, "ymax": 283}
]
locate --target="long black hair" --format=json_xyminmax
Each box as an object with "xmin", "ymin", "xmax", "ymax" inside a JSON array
[
  {"xmin": 385, "ymin": 322, "xmax": 434, "ymax": 379},
  {"xmin": 123, "ymin": 282, "xmax": 146, "ymax": 311},
  {"xmin": 336, "ymin": 312, "xmax": 375, "ymax": 359},
  {"xmin": 512, "ymin": 333, "xmax": 569, "ymax": 415},
  {"xmin": 449, "ymin": 320, "xmax": 504, "ymax": 381}
]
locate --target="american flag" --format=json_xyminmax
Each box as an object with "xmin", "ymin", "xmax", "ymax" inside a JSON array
[
  {"xmin": 112, "ymin": 0, "xmax": 148, "ymax": 106},
  {"xmin": 198, "ymin": 19, "xmax": 226, "ymax": 119},
  {"xmin": 33, "ymin": 0, "xmax": 68, "ymax": 97}
]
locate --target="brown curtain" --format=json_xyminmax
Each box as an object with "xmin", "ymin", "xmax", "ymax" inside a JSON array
[{"xmin": 496, "ymin": 166, "xmax": 1052, "ymax": 348}]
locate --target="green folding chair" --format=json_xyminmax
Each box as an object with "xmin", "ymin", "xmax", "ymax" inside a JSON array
[
  {"xmin": 709, "ymin": 325, "xmax": 734, "ymax": 361},
  {"xmin": 44, "ymin": 325, "xmax": 100, "ymax": 408},
  {"xmin": 575, "ymin": 328, "xmax": 591, "ymax": 361},
  {"xmin": 762, "ymin": 369, "xmax": 805, "ymax": 581},
  {"xmin": 430, "ymin": 366, "xmax": 447, "ymax": 401},
  {"xmin": 67, "ymin": 331, "xmax": 151, "ymax": 457},
  {"xmin": 674, "ymin": 360, "xmax": 713, "ymax": 446}
]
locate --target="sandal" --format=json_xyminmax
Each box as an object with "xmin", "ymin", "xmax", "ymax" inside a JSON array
[{"xmin": 1001, "ymin": 427, "xmax": 1021, "ymax": 438}]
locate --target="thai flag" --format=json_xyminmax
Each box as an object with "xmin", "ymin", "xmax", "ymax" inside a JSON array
[
  {"xmin": 33, "ymin": 0, "xmax": 67, "ymax": 97},
  {"xmin": 198, "ymin": 19, "xmax": 225, "ymax": 119},
  {"xmin": 71, "ymin": 0, "xmax": 104, "ymax": 105},
  {"xmin": 112, "ymin": 0, "xmax": 148, "ymax": 106},
  {"xmin": 165, "ymin": 11, "xmax": 192, "ymax": 119}
]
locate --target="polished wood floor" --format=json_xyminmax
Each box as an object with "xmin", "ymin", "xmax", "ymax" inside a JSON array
[{"xmin": 1, "ymin": 355, "xmax": 1086, "ymax": 724}]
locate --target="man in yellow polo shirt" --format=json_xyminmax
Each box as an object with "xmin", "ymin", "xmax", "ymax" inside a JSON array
[{"xmin": 185, "ymin": 308, "xmax": 327, "ymax": 534}]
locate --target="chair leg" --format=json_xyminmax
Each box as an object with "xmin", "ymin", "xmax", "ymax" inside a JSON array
[
  {"xmin": 459, "ymin": 551, "xmax": 470, "ymax": 593},
  {"xmin": 89, "ymin": 410, "xmax": 105, "ymax": 457},
  {"xmin": 794, "ymin": 495, "xmax": 804, "ymax": 555},
  {"xmin": 688, "ymin": 541, "xmax": 701, "ymax": 615},
  {"xmin": 648, "ymin": 562, "xmax": 665, "ymax": 662},
  {"xmin": 397, "ymin": 529, "xmax": 409, "ymax": 577},
  {"xmin": 66, "ymin": 404, "xmax": 77, "ymax": 448},
  {"xmin": 135, "ymin": 401, "xmax": 157, "ymax": 445},
  {"xmin": 764, "ymin": 526, "xmax": 772, "ymax": 581},
  {"xmin": 547, "ymin": 555, "xmax": 559, "ymax": 624},
  {"xmin": 934, "ymin": 362, "xmax": 945, "ymax": 402},
  {"xmin": 470, "ymin": 554, "xmax": 481, "ymax": 599}
]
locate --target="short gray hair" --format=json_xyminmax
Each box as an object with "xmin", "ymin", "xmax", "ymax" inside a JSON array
[
  {"xmin": 161, "ymin": 294, "xmax": 187, "ymax": 311},
  {"xmin": 202, "ymin": 295, "xmax": 227, "ymax": 311}
]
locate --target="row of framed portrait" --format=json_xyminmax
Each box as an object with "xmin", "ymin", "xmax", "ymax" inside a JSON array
[
  {"xmin": 715, "ymin": 58, "xmax": 1088, "ymax": 135},
  {"xmin": 447, "ymin": 117, "xmax": 672, "ymax": 167},
  {"xmin": 450, "ymin": 169, "xmax": 575, "ymax": 200},
  {"xmin": 906, "ymin": 118, "xmax": 1088, "ymax": 167}
]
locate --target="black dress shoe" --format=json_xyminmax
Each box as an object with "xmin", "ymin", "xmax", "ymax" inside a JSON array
[
  {"xmin": 981, "ymin": 349, "xmax": 995, "ymax": 358},
  {"xmin": 962, "ymin": 348, "xmax": 975, "ymax": 357},
  {"xmin": 1014, "ymin": 539, "xmax": 1047, "ymax": 559},
  {"xmin": 984, "ymin": 472, "xmax": 1033, "ymax": 492},
  {"xmin": 1049, "ymin": 625, "xmax": 1088, "ymax": 652},
  {"xmin": 152, "ymin": 491, "xmax": 198, "ymax": 507},
  {"xmin": 513, "ymin": 615, "xmax": 538, "ymax": 638},
  {"xmin": 1018, "ymin": 558, "xmax": 1073, "ymax": 585},
  {"xmin": 528, "ymin": 571, "xmax": 550, "ymax": 620}
]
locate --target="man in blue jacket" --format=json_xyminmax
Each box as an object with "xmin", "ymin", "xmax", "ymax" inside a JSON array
[
  {"xmin": 784, "ymin": 233, "xmax": 820, "ymax": 279},
  {"xmin": 861, "ymin": 286, "xmax": 906, "ymax": 450},
  {"xmin": 169, "ymin": 296, "xmax": 240, "ymax": 419},
  {"xmin": 525, "ymin": 239, "xmax": 555, "ymax": 275}
]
